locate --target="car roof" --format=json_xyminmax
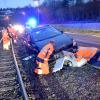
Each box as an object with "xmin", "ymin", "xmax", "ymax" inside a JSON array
[{"xmin": 29, "ymin": 25, "xmax": 62, "ymax": 42}]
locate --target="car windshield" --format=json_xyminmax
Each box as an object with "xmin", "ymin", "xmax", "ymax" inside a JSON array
[{"xmin": 30, "ymin": 25, "xmax": 61, "ymax": 42}]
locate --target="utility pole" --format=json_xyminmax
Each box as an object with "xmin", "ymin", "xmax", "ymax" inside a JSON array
[
  {"xmin": 76, "ymin": 0, "xmax": 83, "ymax": 4},
  {"xmin": 33, "ymin": 0, "xmax": 40, "ymax": 25}
]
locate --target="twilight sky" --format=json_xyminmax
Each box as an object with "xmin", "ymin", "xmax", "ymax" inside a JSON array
[
  {"xmin": 0, "ymin": 0, "xmax": 45, "ymax": 8},
  {"xmin": 0, "ymin": 0, "xmax": 90, "ymax": 8}
]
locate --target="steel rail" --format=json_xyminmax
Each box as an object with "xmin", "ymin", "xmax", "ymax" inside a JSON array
[{"xmin": 10, "ymin": 38, "xmax": 29, "ymax": 100}]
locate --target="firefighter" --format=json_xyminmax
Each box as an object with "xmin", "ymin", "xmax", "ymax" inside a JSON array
[
  {"xmin": 2, "ymin": 29, "xmax": 10, "ymax": 50},
  {"xmin": 88, "ymin": 50, "xmax": 100, "ymax": 69},
  {"xmin": 7, "ymin": 25, "xmax": 17, "ymax": 43},
  {"xmin": 74, "ymin": 46, "xmax": 100, "ymax": 69},
  {"xmin": 34, "ymin": 41, "xmax": 55, "ymax": 75},
  {"xmin": 75, "ymin": 47, "xmax": 98, "ymax": 62}
]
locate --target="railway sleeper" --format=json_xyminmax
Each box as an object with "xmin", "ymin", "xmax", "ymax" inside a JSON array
[{"xmin": 0, "ymin": 66, "xmax": 14, "ymax": 72}]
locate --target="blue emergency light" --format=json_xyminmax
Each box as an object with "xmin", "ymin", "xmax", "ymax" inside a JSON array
[{"xmin": 26, "ymin": 18, "xmax": 37, "ymax": 28}]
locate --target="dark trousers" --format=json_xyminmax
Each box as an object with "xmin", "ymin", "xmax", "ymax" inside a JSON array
[
  {"xmin": 36, "ymin": 57, "xmax": 44, "ymax": 63},
  {"xmin": 89, "ymin": 51, "xmax": 100, "ymax": 64}
]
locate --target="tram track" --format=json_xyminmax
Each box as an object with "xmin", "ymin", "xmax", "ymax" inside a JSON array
[
  {"xmin": 0, "ymin": 32, "xmax": 29, "ymax": 99},
  {"xmin": 0, "ymin": 44, "xmax": 22, "ymax": 99}
]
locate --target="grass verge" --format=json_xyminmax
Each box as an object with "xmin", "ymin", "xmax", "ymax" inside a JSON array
[{"xmin": 52, "ymin": 24, "xmax": 100, "ymax": 36}]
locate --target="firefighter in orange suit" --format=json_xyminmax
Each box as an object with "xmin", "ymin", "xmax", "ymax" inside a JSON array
[
  {"xmin": 34, "ymin": 41, "xmax": 55, "ymax": 75},
  {"xmin": 2, "ymin": 29, "xmax": 10, "ymax": 50},
  {"xmin": 75, "ymin": 47, "xmax": 98, "ymax": 62},
  {"xmin": 74, "ymin": 46, "xmax": 100, "ymax": 69},
  {"xmin": 7, "ymin": 25, "xmax": 17, "ymax": 43}
]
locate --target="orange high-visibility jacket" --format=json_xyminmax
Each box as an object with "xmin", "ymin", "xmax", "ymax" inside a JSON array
[
  {"xmin": 35, "ymin": 43, "xmax": 54, "ymax": 75},
  {"xmin": 75, "ymin": 47, "xmax": 98, "ymax": 61},
  {"xmin": 37, "ymin": 43, "xmax": 54, "ymax": 62},
  {"xmin": 34, "ymin": 62, "xmax": 49, "ymax": 75},
  {"xmin": 2, "ymin": 32, "xmax": 10, "ymax": 44},
  {"xmin": 8, "ymin": 27, "xmax": 17, "ymax": 38}
]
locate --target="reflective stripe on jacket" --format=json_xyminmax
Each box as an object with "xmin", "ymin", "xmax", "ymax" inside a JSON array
[{"xmin": 34, "ymin": 62, "xmax": 49, "ymax": 75}]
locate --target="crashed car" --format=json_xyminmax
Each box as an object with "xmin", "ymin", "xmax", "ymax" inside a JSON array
[
  {"xmin": 23, "ymin": 25, "xmax": 100, "ymax": 74},
  {"xmin": 26, "ymin": 25, "xmax": 74, "ymax": 54}
]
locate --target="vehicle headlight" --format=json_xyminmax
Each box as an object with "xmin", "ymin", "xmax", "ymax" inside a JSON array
[{"xmin": 13, "ymin": 24, "xmax": 25, "ymax": 34}]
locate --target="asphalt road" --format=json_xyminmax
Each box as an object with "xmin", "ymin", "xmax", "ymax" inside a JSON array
[{"xmin": 66, "ymin": 32, "xmax": 100, "ymax": 49}]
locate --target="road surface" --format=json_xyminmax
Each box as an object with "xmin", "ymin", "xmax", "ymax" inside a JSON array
[{"xmin": 66, "ymin": 32, "xmax": 100, "ymax": 49}]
